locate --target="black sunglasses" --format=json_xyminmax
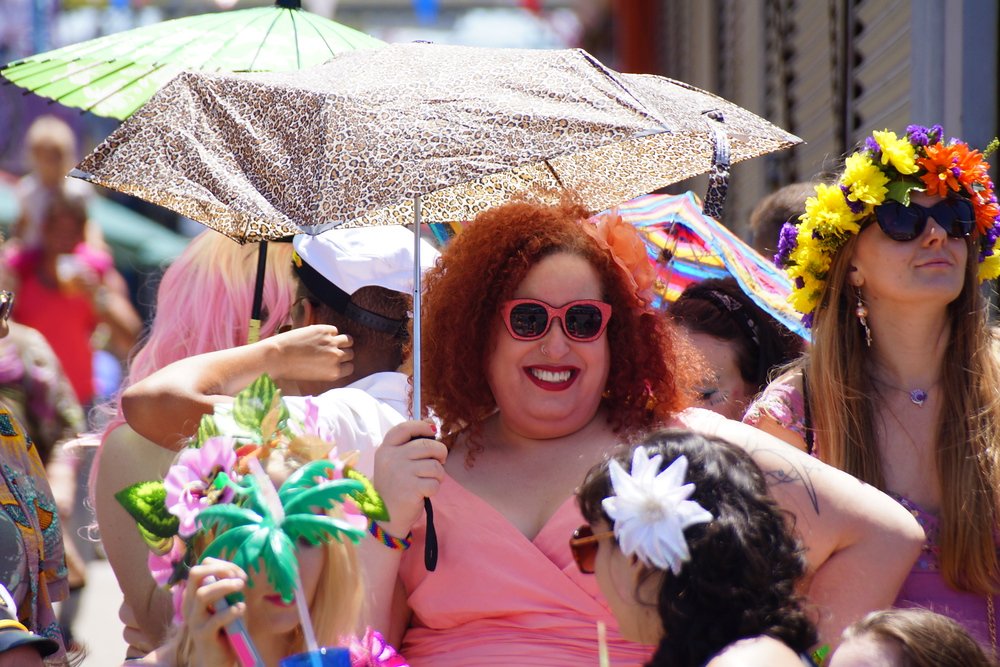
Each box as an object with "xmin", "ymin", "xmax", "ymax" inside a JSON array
[{"xmin": 873, "ymin": 198, "xmax": 975, "ymax": 242}]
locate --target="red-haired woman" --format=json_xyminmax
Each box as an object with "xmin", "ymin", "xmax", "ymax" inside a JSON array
[{"xmin": 361, "ymin": 196, "xmax": 924, "ymax": 665}]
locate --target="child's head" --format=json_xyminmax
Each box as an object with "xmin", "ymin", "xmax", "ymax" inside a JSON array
[
  {"xmin": 575, "ymin": 429, "xmax": 816, "ymax": 667},
  {"xmin": 25, "ymin": 116, "xmax": 78, "ymax": 187},
  {"xmin": 831, "ymin": 608, "xmax": 994, "ymax": 667},
  {"xmin": 40, "ymin": 192, "xmax": 87, "ymax": 256}
]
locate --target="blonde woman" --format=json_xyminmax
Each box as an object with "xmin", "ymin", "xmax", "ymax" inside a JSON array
[
  {"xmin": 120, "ymin": 377, "xmax": 401, "ymax": 666},
  {"xmin": 745, "ymin": 125, "xmax": 1000, "ymax": 649}
]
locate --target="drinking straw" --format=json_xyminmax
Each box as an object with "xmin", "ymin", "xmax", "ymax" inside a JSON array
[{"xmin": 597, "ymin": 620, "xmax": 609, "ymax": 667}]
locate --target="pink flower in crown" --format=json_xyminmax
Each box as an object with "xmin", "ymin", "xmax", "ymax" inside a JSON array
[
  {"xmin": 164, "ymin": 436, "xmax": 238, "ymax": 537},
  {"xmin": 584, "ymin": 212, "xmax": 656, "ymax": 305}
]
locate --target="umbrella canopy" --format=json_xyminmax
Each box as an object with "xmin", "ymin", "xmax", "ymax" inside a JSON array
[
  {"xmin": 0, "ymin": 0, "xmax": 383, "ymax": 120},
  {"xmin": 73, "ymin": 42, "xmax": 801, "ymax": 242},
  {"xmin": 612, "ymin": 192, "xmax": 808, "ymax": 340}
]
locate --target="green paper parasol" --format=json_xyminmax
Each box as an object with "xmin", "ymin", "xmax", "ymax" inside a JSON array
[{"xmin": 0, "ymin": 0, "xmax": 383, "ymax": 121}]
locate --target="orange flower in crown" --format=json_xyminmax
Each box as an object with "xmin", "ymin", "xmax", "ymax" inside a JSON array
[{"xmin": 585, "ymin": 212, "xmax": 656, "ymax": 305}]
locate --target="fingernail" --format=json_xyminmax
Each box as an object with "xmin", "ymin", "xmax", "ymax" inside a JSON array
[{"xmin": 429, "ymin": 423, "xmax": 438, "ymax": 434}]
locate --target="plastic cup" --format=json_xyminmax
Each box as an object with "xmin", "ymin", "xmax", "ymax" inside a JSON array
[{"xmin": 279, "ymin": 647, "xmax": 351, "ymax": 667}]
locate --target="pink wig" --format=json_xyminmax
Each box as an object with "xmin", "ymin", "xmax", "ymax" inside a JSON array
[{"xmin": 98, "ymin": 231, "xmax": 297, "ymax": 436}]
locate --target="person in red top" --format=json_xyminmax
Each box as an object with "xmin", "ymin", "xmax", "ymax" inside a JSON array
[{"xmin": 3, "ymin": 193, "xmax": 140, "ymax": 408}]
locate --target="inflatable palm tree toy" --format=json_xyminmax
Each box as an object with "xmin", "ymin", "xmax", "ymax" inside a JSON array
[{"xmin": 115, "ymin": 374, "xmax": 388, "ymax": 660}]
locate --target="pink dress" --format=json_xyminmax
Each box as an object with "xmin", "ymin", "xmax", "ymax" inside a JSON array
[
  {"xmin": 745, "ymin": 376, "xmax": 999, "ymax": 651},
  {"xmin": 398, "ymin": 474, "xmax": 655, "ymax": 666}
]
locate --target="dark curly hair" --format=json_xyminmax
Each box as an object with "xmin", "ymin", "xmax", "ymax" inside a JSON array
[
  {"xmin": 668, "ymin": 277, "xmax": 805, "ymax": 393},
  {"xmin": 577, "ymin": 429, "xmax": 817, "ymax": 667},
  {"xmin": 420, "ymin": 196, "xmax": 693, "ymax": 450}
]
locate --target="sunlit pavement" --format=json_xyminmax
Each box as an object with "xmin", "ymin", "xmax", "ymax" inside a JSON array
[{"xmin": 75, "ymin": 559, "xmax": 128, "ymax": 666}]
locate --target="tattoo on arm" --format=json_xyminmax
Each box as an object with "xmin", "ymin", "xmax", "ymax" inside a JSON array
[{"xmin": 742, "ymin": 438, "xmax": 821, "ymax": 515}]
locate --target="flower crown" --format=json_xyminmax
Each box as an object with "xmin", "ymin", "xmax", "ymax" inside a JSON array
[
  {"xmin": 774, "ymin": 126, "xmax": 1000, "ymax": 326},
  {"xmin": 115, "ymin": 374, "xmax": 388, "ymax": 614},
  {"xmin": 602, "ymin": 446, "xmax": 713, "ymax": 575}
]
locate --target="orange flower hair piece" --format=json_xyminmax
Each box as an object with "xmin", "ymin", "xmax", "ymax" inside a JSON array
[{"xmin": 585, "ymin": 212, "xmax": 656, "ymax": 305}]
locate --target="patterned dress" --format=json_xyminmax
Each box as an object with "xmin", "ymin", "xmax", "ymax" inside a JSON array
[{"xmin": 0, "ymin": 402, "xmax": 68, "ymax": 659}]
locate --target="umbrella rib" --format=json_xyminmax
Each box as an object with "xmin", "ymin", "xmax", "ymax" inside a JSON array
[
  {"xmin": 46, "ymin": 60, "xmax": 142, "ymax": 104},
  {"xmin": 246, "ymin": 10, "xmax": 287, "ymax": 72},
  {"xmin": 542, "ymin": 160, "xmax": 566, "ymax": 190},
  {"xmin": 296, "ymin": 11, "xmax": 368, "ymax": 56},
  {"xmin": 79, "ymin": 62, "xmax": 171, "ymax": 114},
  {"xmin": 192, "ymin": 10, "xmax": 279, "ymax": 72},
  {"xmin": 126, "ymin": 10, "xmax": 266, "ymax": 74},
  {"xmin": 2, "ymin": 57, "xmax": 97, "ymax": 87}
]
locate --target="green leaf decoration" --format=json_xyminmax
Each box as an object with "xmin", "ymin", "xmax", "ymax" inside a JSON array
[
  {"xmin": 885, "ymin": 179, "xmax": 922, "ymax": 206},
  {"xmin": 232, "ymin": 374, "xmax": 288, "ymax": 434},
  {"xmin": 281, "ymin": 479, "xmax": 363, "ymax": 517},
  {"xmin": 136, "ymin": 523, "xmax": 175, "ymax": 553},
  {"xmin": 114, "ymin": 481, "xmax": 179, "ymax": 539},
  {"xmin": 195, "ymin": 414, "xmax": 220, "ymax": 447},
  {"xmin": 345, "ymin": 467, "xmax": 390, "ymax": 522}
]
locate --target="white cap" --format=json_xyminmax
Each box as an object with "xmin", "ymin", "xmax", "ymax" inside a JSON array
[{"xmin": 292, "ymin": 226, "xmax": 439, "ymax": 296}]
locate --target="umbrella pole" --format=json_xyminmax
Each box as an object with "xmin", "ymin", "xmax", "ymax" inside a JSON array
[
  {"xmin": 413, "ymin": 195, "xmax": 438, "ymax": 572},
  {"xmin": 248, "ymin": 240, "xmax": 268, "ymax": 344}
]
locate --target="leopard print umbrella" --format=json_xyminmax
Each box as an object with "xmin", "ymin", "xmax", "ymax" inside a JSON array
[{"xmin": 75, "ymin": 42, "xmax": 800, "ymax": 243}]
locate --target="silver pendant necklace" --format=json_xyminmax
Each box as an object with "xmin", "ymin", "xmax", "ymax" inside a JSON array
[{"xmin": 873, "ymin": 377, "xmax": 935, "ymax": 407}]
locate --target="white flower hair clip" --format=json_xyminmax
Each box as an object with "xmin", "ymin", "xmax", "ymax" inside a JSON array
[{"xmin": 602, "ymin": 446, "xmax": 713, "ymax": 575}]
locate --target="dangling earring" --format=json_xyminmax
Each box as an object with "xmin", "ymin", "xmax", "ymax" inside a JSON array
[{"xmin": 855, "ymin": 289, "xmax": 872, "ymax": 348}]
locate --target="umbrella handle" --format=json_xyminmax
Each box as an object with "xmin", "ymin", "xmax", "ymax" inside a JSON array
[{"xmin": 423, "ymin": 497, "xmax": 438, "ymax": 571}]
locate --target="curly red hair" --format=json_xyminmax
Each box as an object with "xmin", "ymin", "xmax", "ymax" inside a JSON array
[{"xmin": 420, "ymin": 196, "xmax": 693, "ymax": 447}]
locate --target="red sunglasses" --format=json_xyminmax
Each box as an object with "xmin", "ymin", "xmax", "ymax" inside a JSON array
[
  {"xmin": 500, "ymin": 299, "xmax": 612, "ymax": 342},
  {"xmin": 569, "ymin": 524, "xmax": 615, "ymax": 574}
]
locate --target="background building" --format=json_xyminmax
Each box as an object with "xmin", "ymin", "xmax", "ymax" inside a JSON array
[{"xmin": 615, "ymin": 0, "xmax": 1000, "ymax": 236}]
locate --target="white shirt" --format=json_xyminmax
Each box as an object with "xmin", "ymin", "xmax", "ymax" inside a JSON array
[{"xmin": 283, "ymin": 371, "xmax": 411, "ymax": 476}]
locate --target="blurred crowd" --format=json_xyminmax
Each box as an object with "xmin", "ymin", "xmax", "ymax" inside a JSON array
[{"xmin": 0, "ymin": 111, "xmax": 999, "ymax": 667}]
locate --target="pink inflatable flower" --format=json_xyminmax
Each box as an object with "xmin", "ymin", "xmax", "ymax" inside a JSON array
[{"xmin": 164, "ymin": 435, "xmax": 237, "ymax": 537}]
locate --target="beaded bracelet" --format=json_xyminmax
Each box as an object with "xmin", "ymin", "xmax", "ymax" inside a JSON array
[{"xmin": 369, "ymin": 519, "xmax": 412, "ymax": 551}]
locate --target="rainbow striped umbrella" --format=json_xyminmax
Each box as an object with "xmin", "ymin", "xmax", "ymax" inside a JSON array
[
  {"xmin": 426, "ymin": 191, "xmax": 807, "ymax": 340},
  {"xmin": 613, "ymin": 192, "xmax": 808, "ymax": 339}
]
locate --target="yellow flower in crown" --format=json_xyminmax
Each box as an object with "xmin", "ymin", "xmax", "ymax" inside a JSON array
[
  {"xmin": 773, "ymin": 125, "xmax": 1000, "ymax": 328},
  {"xmin": 841, "ymin": 153, "xmax": 890, "ymax": 207},
  {"xmin": 806, "ymin": 183, "xmax": 862, "ymax": 237},
  {"xmin": 872, "ymin": 130, "xmax": 919, "ymax": 175}
]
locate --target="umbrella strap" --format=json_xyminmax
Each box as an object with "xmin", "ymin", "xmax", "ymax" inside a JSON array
[{"xmin": 702, "ymin": 111, "xmax": 731, "ymax": 221}]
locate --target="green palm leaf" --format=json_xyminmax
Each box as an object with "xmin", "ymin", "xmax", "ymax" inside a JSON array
[
  {"xmin": 279, "ymin": 459, "xmax": 337, "ymax": 497},
  {"xmin": 282, "ymin": 479, "xmax": 364, "ymax": 516},
  {"xmin": 263, "ymin": 530, "xmax": 297, "ymax": 601},
  {"xmin": 235, "ymin": 529, "xmax": 271, "ymax": 575},
  {"xmin": 281, "ymin": 514, "xmax": 365, "ymax": 546},
  {"xmin": 197, "ymin": 504, "xmax": 263, "ymax": 535},
  {"xmin": 201, "ymin": 524, "xmax": 260, "ymax": 563}
]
